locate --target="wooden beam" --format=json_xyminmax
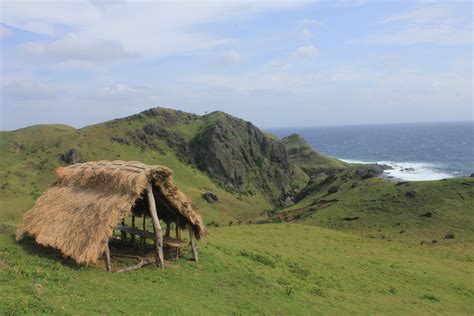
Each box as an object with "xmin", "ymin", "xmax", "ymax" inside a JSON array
[
  {"xmin": 116, "ymin": 258, "xmax": 154, "ymax": 273},
  {"xmin": 188, "ymin": 225, "xmax": 199, "ymax": 263},
  {"xmin": 104, "ymin": 243, "xmax": 112, "ymax": 272},
  {"xmin": 146, "ymin": 183, "xmax": 164, "ymax": 268},
  {"xmin": 115, "ymin": 224, "xmax": 155, "ymax": 239}
]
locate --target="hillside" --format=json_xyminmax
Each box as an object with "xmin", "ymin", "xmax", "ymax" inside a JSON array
[
  {"xmin": 273, "ymin": 171, "xmax": 474, "ymax": 244},
  {"xmin": 0, "ymin": 107, "xmax": 310, "ymax": 229},
  {"xmin": 282, "ymin": 133, "xmax": 348, "ymax": 176}
]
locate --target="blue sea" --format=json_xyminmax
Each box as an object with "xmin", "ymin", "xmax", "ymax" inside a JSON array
[{"xmin": 269, "ymin": 121, "xmax": 474, "ymax": 181}]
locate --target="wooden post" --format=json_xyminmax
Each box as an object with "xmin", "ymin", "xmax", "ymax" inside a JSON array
[
  {"xmin": 141, "ymin": 214, "xmax": 146, "ymax": 251},
  {"xmin": 146, "ymin": 183, "xmax": 164, "ymax": 268},
  {"xmin": 165, "ymin": 222, "xmax": 171, "ymax": 238},
  {"xmin": 121, "ymin": 219, "xmax": 126, "ymax": 243},
  {"xmin": 131, "ymin": 215, "xmax": 136, "ymax": 246},
  {"xmin": 175, "ymin": 217, "xmax": 181, "ymax": 240},
  {"xmin": 104, "ymin": 243, "xmax": 112, "ymax": 272},
  {"xmin": 188, "ymin": 225, "xmax": 199, "ymax": 263}
]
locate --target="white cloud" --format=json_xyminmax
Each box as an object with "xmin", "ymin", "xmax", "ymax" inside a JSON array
[
  {"xmin": 0, "ymin": 25, "xmax": 13, "ymax": 38},
  {"xmin": 369, "ymin": 25, "xmax": 471, "ymax": 45},
  {"xmin": 191, "ymin": 64, "xmax": 471, "ymax": 105},
  {"xmin": 1, "ymin": 80, "xmax": 61, "ymax": 100},
  {"xmin": 19, "ymin": 34, "xmax": 137, "ymax": 62},
  {"xmin": 382, "ymin": 5, "xmax": 457, "ymax": 25},
  {"xmin": 302, "ymin": 18, "xmax": 323, "ymax": 26},
  {"xmin": 292, "ymin": 45, "xmax": 318, "ymax": 60},
  {"xmin": 103, "ymin": 83, "xmax": 146, "ymax": 97},
  {"xmin": 216, "ymin": 50, "xmax": 244, "ymax": 65},
  {"xmin": 3, "ymin": 0, "xmax": 312, "ymax": 60},
  {"xmin": 371, "ymin": 3, "xmax": 472, "ymax": 45}
]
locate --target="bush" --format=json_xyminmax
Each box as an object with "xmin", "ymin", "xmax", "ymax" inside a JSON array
[{"xmin": 445, "ymin": 231, "xmax": 455, "ymax": 239}]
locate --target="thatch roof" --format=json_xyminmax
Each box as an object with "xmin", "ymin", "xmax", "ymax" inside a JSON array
[{"xmin": 16, "ymin": 160, "xmax": 207, "ymax": 264}]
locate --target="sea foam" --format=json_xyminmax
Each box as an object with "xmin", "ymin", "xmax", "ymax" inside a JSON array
[{"xmin": 341, "ymin": 159, "xmax": 453, "ymax": 181}]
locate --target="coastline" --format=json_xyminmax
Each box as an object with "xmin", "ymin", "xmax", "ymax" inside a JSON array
[{"xmin": 341, "ymin": 158, "xmax": 461, "ymax": 182}]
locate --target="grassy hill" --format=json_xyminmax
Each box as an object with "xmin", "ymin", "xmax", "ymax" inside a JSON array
[
  {"xmin": 1, "ymin": 224, "xmax": 473, "ymax": 314},
  {"xmin": 0, "ymin": 108, "xmax": 301, "ymax": 229},
  {"xmin": 274, "ymin": 172, "xmax": 474, "ymax": 244},
  {"xmin": 1, "ymin": 107, "xmax": 473, "ymax": 314},
  {"xmin": 282, "ymin": 133, "xmax": 348, "ymax": 176}
]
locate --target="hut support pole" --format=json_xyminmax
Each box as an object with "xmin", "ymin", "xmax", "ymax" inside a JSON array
[
  {"xmin": 121, "ymin": 219, "xmax": 126, "ymax": 243},
  {"xmin": 176, "ymin": 217, "xmax": 181, "ymax": 240},
  {"xmin": 146, "ymin": 183, "xmax": 164, "ymax": 268},
  {"xmin": 165, "ymin": 222, "xmax": 171, "ymax": 238},
  {"xmin": 104, "ymin": 243, "xmax": 112, "ymax": 272},
  {"xmin": 188, "ymin": 225, "xmax": 199, "ymax": 263},
  {"xmin": 131, "ymin": 215, "xmax": 136, "ymax": 246},
  {"xmin": 141, "ymin": 215, "xmax": 146, "ymax": 251}
]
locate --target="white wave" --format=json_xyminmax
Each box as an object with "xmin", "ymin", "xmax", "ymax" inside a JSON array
[{"xmin": 340, "ymin": 158, "xmax": 453, "ymax": 181}]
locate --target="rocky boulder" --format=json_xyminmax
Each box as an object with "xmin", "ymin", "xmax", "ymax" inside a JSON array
[
  {"xmin": 62, "ymin": 148, "xmax": 81, "ymax": 165},
  {"xmin": 202, "ymin": 191, "xmax": 219, "ymax": 203}
]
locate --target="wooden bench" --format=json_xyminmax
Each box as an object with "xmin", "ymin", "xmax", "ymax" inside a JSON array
[{"xmin": 114, "ymin": 224, "xmax": 188, "ymax": 260}]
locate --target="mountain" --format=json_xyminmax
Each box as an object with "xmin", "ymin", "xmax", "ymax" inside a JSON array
[
  {"xmin": 1, "ymin": 106, "xmax": 472, "ymax": 242},
  {"xmin": 0, "ymin": 107, "xmax": 323, "ymax": 228}
]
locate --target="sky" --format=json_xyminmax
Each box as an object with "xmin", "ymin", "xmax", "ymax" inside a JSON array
[{"xmin": 0, "ymin": 0, "xmax": 472, "ymax": 130}]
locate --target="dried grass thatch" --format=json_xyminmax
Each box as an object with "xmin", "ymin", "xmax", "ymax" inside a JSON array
[{"xmin": 16, "ymin": 160, "xmax": 207, "ymax": 265}]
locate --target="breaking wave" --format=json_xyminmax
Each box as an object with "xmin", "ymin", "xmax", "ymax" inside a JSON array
[{"xmin": 341, "ymin": 159, "xmax": 454, "ymax": 181}]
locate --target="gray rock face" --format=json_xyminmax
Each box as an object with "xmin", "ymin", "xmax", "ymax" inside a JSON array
[
  {"xmin": 143, "ymin": 123, "xmax": 190, "ymax": 159},
  {"xmin": 190, "ymin": 113, "xmax": 307, "ymax": 204},
  {"xmin": 62, "ymin": 148, "xmax": 81, "ymax": 165},
  {"xmin": 202, "ymin": 191, "xmax": 219, "ymax": 203}
]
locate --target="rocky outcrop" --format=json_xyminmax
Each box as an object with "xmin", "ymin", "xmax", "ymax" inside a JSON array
[
  {"xmin": 282, "ymin": 133, "xmax": 347, "ymax": 177},
  {"xmin": 143, "ymin": 123, "xmax": 190, "ymax": 160},
  {"xmin": 355, "ymin": 164, "xmax": 392, "ymax": 179},
  {"xmin": 62, "ymin": 148, "xmax": 81, "ymax": 165},
  {"xmin": 190, "ymin": 112, "xmax": 308, "ymax": 205},
  {"xmin": 202, "ymin": 191, "xmax": 219, "ymax": 203}
]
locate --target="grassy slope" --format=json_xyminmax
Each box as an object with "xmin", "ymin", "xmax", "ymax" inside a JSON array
[
  {"xmin": 278, "ymin": 175, "xmax": 474, "ymax": 244},
  {"xmin": 1, "ymin": 224, "xmax": 473, "ymax": 315},
  {"xmin": 282, "ymin": 133, "xmax": 348, "ymax": 173},
  {"xmin": 0, "ymin": 118, "xmax": 271, "ymax": 229}
]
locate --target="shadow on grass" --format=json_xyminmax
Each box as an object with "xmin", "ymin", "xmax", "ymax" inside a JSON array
[{"xmin": 12, "ymin": 234, "xmax": 83, "ymax": 270}]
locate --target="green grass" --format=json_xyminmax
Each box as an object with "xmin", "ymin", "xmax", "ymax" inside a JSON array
[
  {"xmin": 1, "ymin": 224, "xmax": 473, "ymax": 314},
  {"xmin": 278, "ymin": 174, "xmax": 474, "ymax": 244}
]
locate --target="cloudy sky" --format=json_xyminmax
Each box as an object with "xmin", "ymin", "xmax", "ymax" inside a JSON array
[{"xmin": 1, "ymin": 0, "xmax": 472, "ymax": 130}]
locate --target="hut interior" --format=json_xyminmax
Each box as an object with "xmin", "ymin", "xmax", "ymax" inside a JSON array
[{"xmin": 109, "ymin": 182, "xmax": 199, "ymax": 272}]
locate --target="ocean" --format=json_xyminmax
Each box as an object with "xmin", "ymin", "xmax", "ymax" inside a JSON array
[{"xmin": 268, "ymin": 121, "xmax": 474, "ymax": 181}]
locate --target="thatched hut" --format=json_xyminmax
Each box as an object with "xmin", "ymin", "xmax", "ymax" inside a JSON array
[{"xmin": 17, "ymin": 160, "xmax": 207, "ymax": 271}]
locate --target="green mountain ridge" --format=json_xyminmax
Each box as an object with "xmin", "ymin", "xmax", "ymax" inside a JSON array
[{"xmin": 0, "ymin": 107, "xmax": 326, "ymax": 227}]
